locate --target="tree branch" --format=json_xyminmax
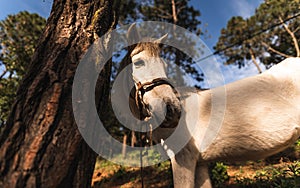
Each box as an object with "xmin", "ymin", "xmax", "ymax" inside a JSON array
[
  {"xmin": 154, "ymin": 6, "xmax": 172, "ymax": 18},
  {"xmin": 279, "ymin": 16, "xmax": 300, "ymax": 57},
  {"xmin": 176, "ymin": 5, "xmax": 185, "ymax": 16},
  {"xmin": 261, "ymin": 41, "xmax": 293, "ymax": 58},
  {"xmin": 175, "ymin": 1, "xmax": 181, "ymax": 5},
  {"xmin": 249, "ymin": 48, "xmax": 262, "ymax": 74},
  {"xmin": 171, "ymin": 0, "xmax": 178, "ymax": 24},
  {"xmin": 0, "ymin": 69, "xmax": 8, "ymax": 79},
  {"xmin": 157, "ymin": 14, "xmax": 172, "ymax": 19},
  {"xmin": 293, "ymin": 26, "xmax": 300, "ymax": 34}
]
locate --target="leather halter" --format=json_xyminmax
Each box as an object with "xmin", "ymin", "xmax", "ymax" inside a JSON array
[{"xmin": 132, "ymin": 78, "xmax": 177, "ymax": 120}]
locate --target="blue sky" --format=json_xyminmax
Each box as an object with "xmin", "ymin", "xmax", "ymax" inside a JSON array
[
  {"xmin": 191, "ymin": 0, "xmax": 263, "ymax": 49},
  {"xmin": 0, "ymin": 0, "xmax": 264, "ymax": 83},
  {"xmin": 190, "ymin": 0, "xmax": 265, "ymax": 83},
  {"xmin": 0, "ymin": 0, "xmax": 52, "ymax": 19}
]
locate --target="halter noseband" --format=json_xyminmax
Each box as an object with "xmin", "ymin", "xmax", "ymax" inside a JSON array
[{"xmin": 133, "ymin": 78, "xmax": 177, "ymax": 120}]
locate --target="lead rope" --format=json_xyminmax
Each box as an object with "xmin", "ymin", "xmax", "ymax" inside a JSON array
[
  {"xmin": 136, "ymin": 79, "xmax": 171, "ymax": 188},
  {"xmin": 140, "ymin": 117, "xmax": 153, "ymax": 188},
  {"xmin": 137, "ymin": 85, "xmax": 145, "ymax": 188},
  {"xmin": 139, "ymin": 122, "xmax": 144, "ymax": 188}
]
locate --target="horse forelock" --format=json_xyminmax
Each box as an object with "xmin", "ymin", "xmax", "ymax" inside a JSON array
[
  {"xmin": 131, "ymin": 42, "xmax": 161, "ymax": 57},
  {"xmin": 119, "ymin": 42, "xmax": 161, "ymax": 70}
]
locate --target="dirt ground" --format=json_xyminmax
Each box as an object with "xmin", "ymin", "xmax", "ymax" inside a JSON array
[{"xmin": 92, "ymin": 145, "xmax": 300, "ymax": 188}]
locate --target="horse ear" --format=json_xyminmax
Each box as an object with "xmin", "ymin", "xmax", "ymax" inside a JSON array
[
  {"xmin": 127, "ymin": 23, "xmax": 141, "ymax": 44},
  {"xmin": 155, "ymin": 33, "xmax": 168, "ymax": 44}
]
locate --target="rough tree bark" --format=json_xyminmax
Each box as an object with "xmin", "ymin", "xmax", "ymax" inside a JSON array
[{"xmin": 0, "ymin": 0, "xmax": 116, "ymax": 187}]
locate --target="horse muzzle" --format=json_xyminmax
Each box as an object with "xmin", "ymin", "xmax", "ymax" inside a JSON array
[{"xmin": 149, "ymin": 98, "xmax": 181, "ymax": 128}]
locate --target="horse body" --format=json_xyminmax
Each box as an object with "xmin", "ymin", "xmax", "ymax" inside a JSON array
[
  {"xmin": 198, "ymin": 58, "xmax": 300, "ymax": 162},
  {"xmin": 153, "ymin": 58, "xmax": 300, "ymax": 188},
  {"xmin": 125, "ymin": 24, "xmax": 300, "ymax": 188}
]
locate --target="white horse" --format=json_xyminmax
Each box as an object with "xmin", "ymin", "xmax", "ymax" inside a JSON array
[{"xmin": 126, "ymin": 24, "xmax": 300, "ymax": 188}]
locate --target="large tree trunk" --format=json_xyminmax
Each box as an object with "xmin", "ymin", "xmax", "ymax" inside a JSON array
[{"xmin": 0, "ymin": 0, "xmax": 116, "ymax": 187}]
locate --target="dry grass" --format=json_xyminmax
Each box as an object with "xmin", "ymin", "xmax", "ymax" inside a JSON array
[{"xmin": 92, "ymin": 144, "xmax": 300, "ymax": 187}]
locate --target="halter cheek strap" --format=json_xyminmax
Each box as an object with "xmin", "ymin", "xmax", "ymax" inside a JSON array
[{"xmin": 135, "ymin": 82, "xmax": 151, "ymax": 120}]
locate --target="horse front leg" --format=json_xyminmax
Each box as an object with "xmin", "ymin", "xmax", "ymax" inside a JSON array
[
  {"xmin": 171, "ymin": 156, "xmax": 197, "ymax": 188},
  {"xmin": 170, "ymin": 141, "xmax": 199, "ymax": 188},
  {"xmin": 194, "ymin": 162, "xmax": 212, "ymax": 188}
]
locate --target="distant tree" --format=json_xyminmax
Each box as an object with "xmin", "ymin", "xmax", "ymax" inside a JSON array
[
  {"xmin": 115, "ymin": 0, "xmax": 139, "ymax": 25},
  {"xmin": 214, "ymin": 0, "xmax": 300, "ymax": 72},
  {"xmin": 0, "ymin": 11, "xmax": 46, "ymax": 124}
]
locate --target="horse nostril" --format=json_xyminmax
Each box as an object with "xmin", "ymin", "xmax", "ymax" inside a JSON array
[
  {"xmin": 166, "ymin": 104, "xmax": 171, "ymax": 111},
  {"xmin": 166, "ymin": 102, "xmax": 178, "ymax": 112}
]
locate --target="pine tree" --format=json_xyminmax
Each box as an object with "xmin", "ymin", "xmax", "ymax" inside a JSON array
[
  {"xmin": 214, "ymin": 0, "xmax": 300, "ymax": 72},
  {"xmin": 0, "ymin": 11, "xmax": 46, "ymax": 124}
]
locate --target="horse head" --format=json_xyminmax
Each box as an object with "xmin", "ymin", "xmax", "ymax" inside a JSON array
[{"xmin": 126, "ymin": 23, "xmax": 181, "ymax": 128}]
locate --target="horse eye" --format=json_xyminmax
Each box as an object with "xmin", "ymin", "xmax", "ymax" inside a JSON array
[{"xmin": 134, "ymin": 60, "xmax": 145, "ymax": 67}]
